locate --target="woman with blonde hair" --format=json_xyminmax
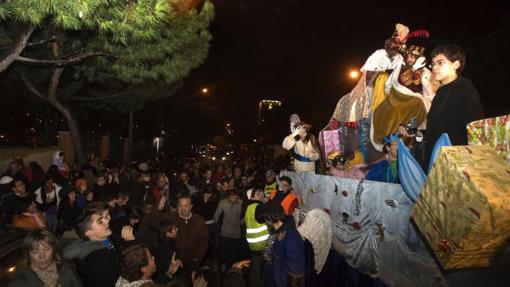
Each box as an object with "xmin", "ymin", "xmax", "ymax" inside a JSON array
[{"xmin": 8, "ymin": 229, "xmax": 81, "ymax": 287}]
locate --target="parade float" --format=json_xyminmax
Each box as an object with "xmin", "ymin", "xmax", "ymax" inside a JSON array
[{"xmin": 283, "ymin": 24, "xmax": 510, "ymax": 287}]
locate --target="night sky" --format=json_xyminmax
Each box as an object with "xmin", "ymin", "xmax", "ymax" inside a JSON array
[
  {"xmin": 1, "ymin": 0, "xmax": 510, "ymax": 147},
  {"xmin": 149, "ymin": 0, "xmax": 510, "ymax": 140}
]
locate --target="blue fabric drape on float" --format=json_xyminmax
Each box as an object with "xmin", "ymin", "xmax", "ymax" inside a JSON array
[
  {"xmin": 428, "ymin": 133, "xmax": 452, "ymax": 174},
  {"xmin": 281, "ymin": 171, "xmax": 447, "ymax": 287},
  {"xmin": 398, "ymin": 139, "xmax": 426, "ymax": 202}
]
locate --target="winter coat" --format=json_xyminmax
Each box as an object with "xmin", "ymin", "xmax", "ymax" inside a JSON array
[
  {"xmin": 263, "ymin": 221, "xmax": 305, "ymax": 287},
  {"xmin": 213, "ymin": 198, "xmax": 243, "ymax": 239},
  {"xmin": 159, "ymin": 211, "xmax": 209, "ymax": 265},
  {"xmin": 63, "ymin": 239, "xmax": 119, "ymax": 287},
  {"xmin": 58, "ymin": 200, "xmax": 80, "ymax": 231},
  {"xmin": 8, "ymin": 262, "xmax": 81, "ymax": 287},
  {"xmin": 34, "ymin": 184, "xmax": 62, "ymax": 210},
  {"xmin": 153, "ymin": 238, "xmax": 176, "ymax": 284},
  {"xmin": 192, "ymin": 193, "xmax": 218, "ymax": 223}
]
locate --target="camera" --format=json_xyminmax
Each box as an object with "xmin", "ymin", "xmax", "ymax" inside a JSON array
[
  {"xmin": 405, "ymin": 125, "xmax": 417, "ymax": 135},
  {"xmin": 405, "ymin": 118, "xmax": 418, "ymax": 136}
]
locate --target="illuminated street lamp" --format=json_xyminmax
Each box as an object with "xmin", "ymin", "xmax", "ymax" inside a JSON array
[
  {"xmin": 202, "ymin": 88, "xmax": 208, "ymax": 94},
  {"xmin": 349, "ymin": 70, "xmax": 360, "ymax": 79}
]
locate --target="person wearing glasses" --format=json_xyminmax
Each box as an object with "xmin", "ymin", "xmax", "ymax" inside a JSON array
[{"xmin": 401, "ymin": 44, "xmax": 484, "ymax": 170}]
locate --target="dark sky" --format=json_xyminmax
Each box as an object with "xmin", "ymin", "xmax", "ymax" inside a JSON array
[
  {"xmin": 151, "ymin": 0, "xmax": 509, "ymax": 139},
  {"xmin": 1, "ymin": 0, "xmax": 509, "ymax": 150}
]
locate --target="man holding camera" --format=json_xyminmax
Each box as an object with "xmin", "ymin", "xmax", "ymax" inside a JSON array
[{"xmin": 400, "ymin": 44, "xmax": 484, "ymax": 171}]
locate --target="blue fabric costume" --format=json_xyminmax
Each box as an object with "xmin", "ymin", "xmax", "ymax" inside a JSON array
[{"xmin": 263, "ymin": 221, "xmax": 305, "ymax": 287}]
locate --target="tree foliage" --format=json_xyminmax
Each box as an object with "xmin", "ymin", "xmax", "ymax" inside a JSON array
[{"xmin": 0, "ymin": 0, "xmax": 215, "ymax": 163}]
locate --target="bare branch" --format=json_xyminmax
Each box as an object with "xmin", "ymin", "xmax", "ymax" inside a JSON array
[
  {"xmin": 0, "ymin": 25, "xmax": 35, "ymax": 73},
  {"xmin": 65, "ymin": 92, "xmax": 126, "ymax": 101},
  {"xmin": 0, "ymin": 35, "xmax": 57, "ymax": 50},
  {"xmin": 18, "ymin": 68, "xmax": 47, "ymax": 100},
  {"xmin": 16, "ymin": 52, "xmax": 115, "ymax": 67}
]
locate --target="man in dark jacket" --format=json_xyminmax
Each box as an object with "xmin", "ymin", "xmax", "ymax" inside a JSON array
[{"xmin": 160, "ymin": 194, "xmax": 209, "ymax": 273}]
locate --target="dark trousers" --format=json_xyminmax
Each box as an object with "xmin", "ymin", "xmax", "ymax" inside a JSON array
[
  {"xmin": 219, "ymin": 236, "xmax": 242, "ymax": 267},
  {"xmin": 250, "ymin": 253, "xmax": 263, "ymax": 287}
]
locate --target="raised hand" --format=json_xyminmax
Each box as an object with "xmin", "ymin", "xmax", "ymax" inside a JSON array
[
  {"xmin": 168, "ymin": 252, "xmax": 183, "ymax": 275},
  {"xmin": 412, "ymin": 56, "xmax": 426, "ymax": 71},
  {"xmin": 121, "ymin": 225, "xmax": 136, "ymax": 241}
]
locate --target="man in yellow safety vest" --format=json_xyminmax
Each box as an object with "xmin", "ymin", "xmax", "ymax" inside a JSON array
[{"xmin": 244, "ymin": 188, "xmax": 268, "ymax": 287}]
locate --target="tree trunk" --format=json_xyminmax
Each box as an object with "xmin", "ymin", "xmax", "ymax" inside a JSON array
[
  {"xmin": 128, "ymin": 109, "xmax": 134, "ymax": 164},
  {"xmin": 0, "ymin": 26, "xmax": 34, "ymax": 73},
  {"xmin": 46, "ymin": 67, "xmax": 87, "ymax": 164},
  {"xmin": 46, "ymin": 42, "xmax": 86, "ymax": 164}
]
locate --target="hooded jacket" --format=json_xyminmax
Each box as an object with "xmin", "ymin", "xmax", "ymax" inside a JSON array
[{"xmin": 63, "ymin": 239, "xmax": 119, "ymax": 287}]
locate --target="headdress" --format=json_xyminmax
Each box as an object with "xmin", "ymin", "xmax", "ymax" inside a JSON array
[
  {"xmin": 404, "ymin": 29, "xmax": 430, "ymax": 57},
  {"xmin": 384, "ymin": 23, "xmax": 410, "ymax": 55}
]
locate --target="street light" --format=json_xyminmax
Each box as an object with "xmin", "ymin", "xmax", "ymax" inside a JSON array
[
  {"xmin": 349, "ymin": 70, "xmax": 360, "ymax": 79},
  {"xmin": 202, "ymin": 88, "xmax": 208, "ymax": 94}
]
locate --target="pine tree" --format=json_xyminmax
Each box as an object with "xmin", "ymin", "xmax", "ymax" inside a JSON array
[{"xmin": 0, "ymin": 0, "xmax": 214, "ymax": 163}]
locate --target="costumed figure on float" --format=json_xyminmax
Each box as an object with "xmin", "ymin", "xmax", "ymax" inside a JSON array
[
  {"xmin": 282, "ymin": 115, "xmax": 320, "ymax": 173},
  {"xmin": 370, "ymin": 27, "xmax": 438, "ymax": 151}
]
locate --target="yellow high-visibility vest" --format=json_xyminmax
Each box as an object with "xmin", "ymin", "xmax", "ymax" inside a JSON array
[{"xmin": 244, "ymin": 203, "xmax": 269, "ymax": 251}]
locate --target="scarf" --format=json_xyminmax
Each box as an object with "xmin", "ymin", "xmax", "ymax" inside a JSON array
[
  {"xmin": 115, "ymin": 277, "xmax": 152, "ymax": 287},
  {"xmin": 32, "ymin": 262, "xmax": 59, "ymax": 287}
]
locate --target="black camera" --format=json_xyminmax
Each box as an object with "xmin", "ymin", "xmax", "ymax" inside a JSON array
[{"xmin": 405, "ymin": 118, "xmax": 418, "ymax": 136}]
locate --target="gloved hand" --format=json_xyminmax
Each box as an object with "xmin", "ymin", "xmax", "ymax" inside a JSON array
[
  {"xmin": 412, "ymin": 56, "xmax": 426, "ymax": 71},
  {"xmin": 421, "ymin": 67, "xmax": 432, "ymax": 81},
  {"xmin": 291, "ymin": 126, "xmax": 303, "ymax": 137}
]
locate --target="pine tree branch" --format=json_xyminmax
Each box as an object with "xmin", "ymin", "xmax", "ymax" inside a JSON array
[
  {"xmin": 18, "ymin": 68, "xmax": 47, "ymax": 101},
  {"xmin": 0, "ymin": 25, "xmax": 35, "ymax": 73},
  {"xmin": 16, "ymin": 52, "xmax": 115, "ymax": 67},
  {"xmin": 65, "ymin": 92, "xmax": 126, "ymax": 101},
  {"xmin": 0, "ymin": 35, "xmax": 57, "ymax": 50}
]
